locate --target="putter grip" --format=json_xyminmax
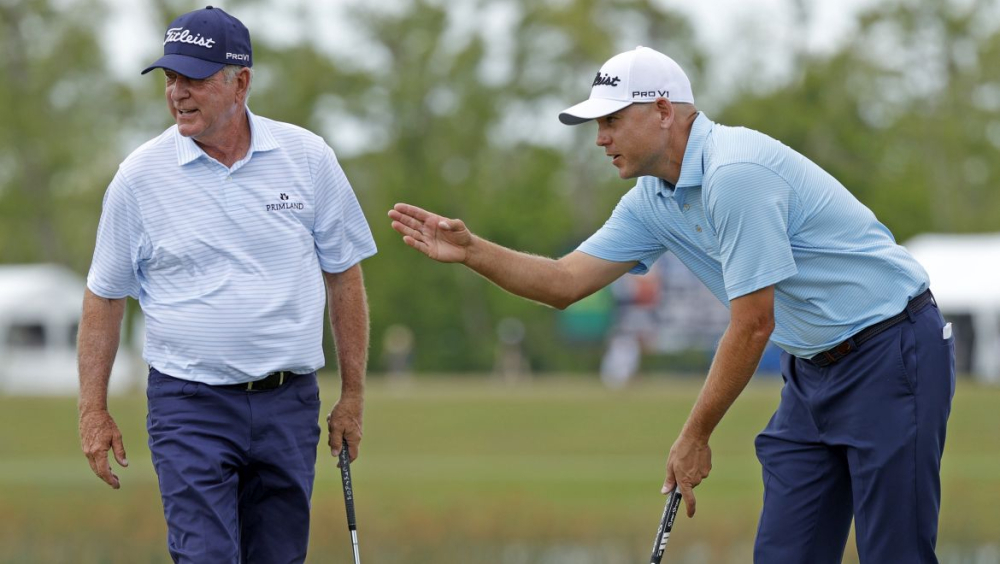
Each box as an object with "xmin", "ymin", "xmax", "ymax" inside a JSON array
[
  {"xmin": 339, "ymin": 439, "xmax": 357, "ymax": 530},
  {"xmin": 649, "ymin": 487, "xmax": 682, "ymax": 564}
]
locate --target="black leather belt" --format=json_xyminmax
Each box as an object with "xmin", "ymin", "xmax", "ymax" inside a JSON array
[
  {"xmin": 219, "ymin": 371, "xmax": 298, "ymax": 391},
  {"xmin": 808, "ymin": 289, "xmax": 935, "ymax": 367}
]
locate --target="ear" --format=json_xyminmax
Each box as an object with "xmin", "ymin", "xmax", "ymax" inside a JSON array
[
  {"xmin": 235, "ymin": 68, "xmax": 252, "ymax": 104},
  {"xmin": 656, "ymin": 98, "xmax": 674, "ymax": 129}
]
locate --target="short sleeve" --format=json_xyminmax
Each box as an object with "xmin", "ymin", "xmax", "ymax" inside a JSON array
[
  {"xmin": 706, "ymin": 163, "xmax": 798, "ymax": 299},
  {"xmin": 87, "ymin": 170, "xmax": 143, "ymax": 299},
  {"xmin": 312, "ymin": 145, "xmax": 377, "ymax": 272},
  {"xmin": 576, "ymin": 187, "xmax": 667, "ymax": 274}
]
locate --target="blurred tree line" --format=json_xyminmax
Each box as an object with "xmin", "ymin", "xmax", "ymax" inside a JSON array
[{"xmin": 1, "ymin": 0, "xmax": 997, "ymax": 373}]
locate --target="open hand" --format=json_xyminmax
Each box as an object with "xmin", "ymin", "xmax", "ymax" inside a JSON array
[{"xmin": 388, "ymin": 203, "xmax": 472, "ymax": 263}]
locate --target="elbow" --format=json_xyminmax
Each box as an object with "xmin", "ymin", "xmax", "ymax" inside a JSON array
[
  {"xmin": 747, "ymin": 315, "xmax": 775, "ymax": 344},
  {"xmin": 548, "ymin": 284, "xmax": 591, "ymax": 311},
  {"xmin": 544, "ymin": 261, "xmax": 599, "ymax": 310},
  {"xmin": 731, "ymin": 310, "xmax": 775, "ymax": 345},
  {"xmin": 550, "ymin": 296, "xmax": 575, "ymax": 311}
]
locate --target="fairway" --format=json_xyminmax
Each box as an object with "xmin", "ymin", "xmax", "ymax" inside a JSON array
[{"xmin": 1, "ymin": 376, "xmax": 997, "ymax": 563}]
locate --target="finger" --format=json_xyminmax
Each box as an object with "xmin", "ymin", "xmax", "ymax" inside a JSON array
[
  {"xmin": 327, "ymin": 416, "xmax": 340, "ymax": 457},
  {"xmin": 88, "ymin": 452, "xmax": 120, "ymax": 489},
  {"xmin": 389, "ymin": 209, "xmax": 427, "ymax": 231},
  {"xmin": 679, "ymin": 483, "xmax": 696, "ymax": 517},
  {"xmin": 402, "ymin": 236, "xmax": 431, "ymax": 255},
  {"xmin": 347, "ymin": 434, "xmax": 360, "ymax": 462},
  {"xmin": 392, "ymin": 202, "xmax": 430, "ymax": 221},
  {"xmin": 111, "ymin": 433, "xmax": 128, "ymax": 467},
  {"xmin": 391, "ymin": 220, "xmax": 425, "ymax": 241},
  {"xmin": 438, "ymin": 218, "xmax": 464, "ymax": 231},
  {"xmin": 662, "ymin": 463, "xmax": 676, "ymax": 494},
  {"xmin": 330, "ymin": 425, "xmax": 346, "ymax": 458}
]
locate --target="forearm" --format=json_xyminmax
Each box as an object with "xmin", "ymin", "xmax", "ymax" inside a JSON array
[
  {"xmin": 325, "ymin": 266, "xmax": 369, "ymax": 398},
  {"xmin": 463, "ymin": 236, "xmax": 580, "ymax": 309},
  {"xmin": 77, "ymin": 290, "xmax": 126, "ymax": 415},
  {"xmin": 681, "ymin": 312, "xmax": 773, "ymax": 441}
]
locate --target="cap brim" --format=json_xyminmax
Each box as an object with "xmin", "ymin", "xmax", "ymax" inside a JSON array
[
  {"xmin": 558, "ymin": 98, "xmax": 633, "ymax": 125},
  {"xmin": 141, "ymin": 54, "xmax": 225, "ymax": 80}
]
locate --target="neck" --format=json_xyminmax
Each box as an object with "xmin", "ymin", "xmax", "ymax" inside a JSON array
[
  {"xmin": 658, "ymin": 111, "xmax": 697, "ymax": 185},
  {"xmin": 196, "ymin": 108, "xmax": 251, "ymax": 168}
]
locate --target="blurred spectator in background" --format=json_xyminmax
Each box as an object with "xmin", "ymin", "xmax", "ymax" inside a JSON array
[
  {"xmin": 600, "ymin": 271, "xmax": 661, "ymax": 387},
  {"xmin": 381, "ymin": 323, "xmax": 415, "ymax": 380},
  {"xmin": 494, "ymin": 317, "xmax": 531, "ymax": 382}
]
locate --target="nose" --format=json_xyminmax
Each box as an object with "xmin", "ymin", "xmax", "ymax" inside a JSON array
[
  {"xmin": 170, "ymin": 76, "xmax": 190, "ymax": 100},
  {"xmin": 596, "ymin": 128, "xmax": 610, "ymax": 147}
]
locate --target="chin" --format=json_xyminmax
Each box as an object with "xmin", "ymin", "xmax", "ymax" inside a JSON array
[{"xmin": 176, "ymin": 124, "xmax": 202, "ymax": 138}]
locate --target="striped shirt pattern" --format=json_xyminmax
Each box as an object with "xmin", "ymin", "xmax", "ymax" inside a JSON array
[
  {"xmin": 578, "ymin": 113, "xmax": 929, "ymax": 357},
  {"xmin": 87, "ymin": 109, "xmax": 377, "ymax": 384}
]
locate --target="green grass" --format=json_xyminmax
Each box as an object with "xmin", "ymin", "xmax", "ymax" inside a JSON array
[{"xmin": 1, "ymin": 375, "xmax": 997, "ymax": 563}]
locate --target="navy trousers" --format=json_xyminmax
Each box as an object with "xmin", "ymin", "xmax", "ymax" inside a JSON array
[
  {"xmin": 146, "ymin": 368, "xmax": 322, "ymax": 564},
  {"xmin": 753, "ymin": 300, "xmax": 955, "ymax": 563}
]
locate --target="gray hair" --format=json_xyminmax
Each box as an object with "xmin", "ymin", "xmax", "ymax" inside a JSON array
[{"xmin": 222, "ymin": 65, "xmax": 253, "ymax": 101}]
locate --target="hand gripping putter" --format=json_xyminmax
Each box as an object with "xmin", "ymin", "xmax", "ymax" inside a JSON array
[
  {"xmin": 648, "ymin": 487, "xmax": 683, "ymax": 564},
  {"xmin": 339, "ymin": 439, "xmax": 361, "ymax": 564}
]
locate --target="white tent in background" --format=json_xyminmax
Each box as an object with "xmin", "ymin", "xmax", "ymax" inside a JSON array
[
  {"xmin": 904, "ymin": 233, "xmax": 1000, "ymax": 384},
  {"xmin": 0, "ymin": 263, "xmax": 141, "ymax": 395}
]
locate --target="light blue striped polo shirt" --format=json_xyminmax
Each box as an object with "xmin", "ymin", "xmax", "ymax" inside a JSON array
[
  {"xmin": 87, "ymin": 108, "xmax": 377, "ymax": 384},
  {"xmin": 578, "ymin": 113, "xmax": 929, "ymax": 357}
]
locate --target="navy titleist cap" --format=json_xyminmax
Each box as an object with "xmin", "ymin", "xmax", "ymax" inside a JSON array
[{"xmin": 142, "ymin": 6, "xmax": 252, "ymax": 80}]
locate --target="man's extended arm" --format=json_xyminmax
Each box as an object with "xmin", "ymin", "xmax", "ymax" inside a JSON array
[
  {"xmin": 324, "ymin": 264, "xmax": 369, "ymax": 463},
  {"xmin": 388, "ymin": 203, "xmax": 635, "ymax": 309},
  {"xmin": 78, "ymin": 288, "xmax": 129, "ymax": 489},
  {"xmin": 663, "ymin": 285, "xmax": 776, "ymax": 517}
]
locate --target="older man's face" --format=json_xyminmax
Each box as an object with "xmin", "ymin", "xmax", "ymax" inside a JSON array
[{"xmin": 164, "ymin": 69, "xmax": 243, "ymax": 143}]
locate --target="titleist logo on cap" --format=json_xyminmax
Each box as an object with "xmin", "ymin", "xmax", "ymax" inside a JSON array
[
  {"xmin": 592, "ymin": 72, "xmax": 621, "ymax": 87},
  {"xmin": 164, "ymin": 27, "xmax": 216, "ymax": 49}
]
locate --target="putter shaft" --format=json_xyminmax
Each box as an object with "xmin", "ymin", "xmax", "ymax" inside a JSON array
[{"xmin": 340, "ymin": 439, "xmax": 361, "ymax": 564}]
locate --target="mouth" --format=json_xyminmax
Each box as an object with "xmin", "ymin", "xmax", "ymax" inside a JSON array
[
  {"xmin": 176, "ymin": 108, "xmax": 198, "ymax": 118},
  {"xmin": 609, "ymin": 154, "xmax": 622, "ymax": 166}
]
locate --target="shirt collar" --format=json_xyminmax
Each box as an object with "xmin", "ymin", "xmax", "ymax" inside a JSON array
[
  {"xmin": 655, "ymin": 112, "xmax": 714, "ymax": 195},
  {"xmin": 175, "ymin": 106, "xmax": 280, "ymax": 166}
]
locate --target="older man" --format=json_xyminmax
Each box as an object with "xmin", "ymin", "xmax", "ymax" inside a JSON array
[
  {"xmin": 389, "ymin": 46, "xmax": 954, "ymax": 563},
  {"xmin": 77, "ymin": 7, "xmax": 376, "ymax": 563}
]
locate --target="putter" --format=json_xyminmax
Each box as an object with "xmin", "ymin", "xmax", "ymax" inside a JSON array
[
  {"xmin": 648, "ymin": 486, "xmax": 683, "ymax": 564},
  {"xmin": 339, "ymin": 438, "xmax": 361, "ymax": 564}
]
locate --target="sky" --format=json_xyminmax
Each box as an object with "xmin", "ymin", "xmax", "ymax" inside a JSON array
[
  {"xmin": 105, "ymin": 0, "xmax": 878, "ymax": 90},
  {"xmin": 662, "ymin": 0, "xmax": 877, "ymax": 99},
  {"xmin": 101, "ymin": 0, "xmax": 878, "ymax": 154}
]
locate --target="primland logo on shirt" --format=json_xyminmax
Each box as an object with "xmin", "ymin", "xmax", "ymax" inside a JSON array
[
  {"xmin": 164, "ymin": 27, "xmax": 216, "ymax": 48},
  {"xmin": 266, "ymin": 193, "xmax": 304, "ymax": 212}
]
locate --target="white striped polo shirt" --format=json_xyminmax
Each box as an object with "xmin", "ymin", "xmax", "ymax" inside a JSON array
[
  {"xmin": 87, "ymin": 108, "xmax": 377, "ymax": 384},
  {"xmin": 578, "ymin": 113, "xmax": 929, "ymax": 358}
]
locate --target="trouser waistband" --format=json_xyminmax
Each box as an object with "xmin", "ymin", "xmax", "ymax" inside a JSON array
[{"xmin": 806, "ymin": 289, "xmax": 935, "ymax": 367}]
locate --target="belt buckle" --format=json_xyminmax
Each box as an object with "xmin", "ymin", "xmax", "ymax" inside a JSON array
[{"xmin": 821, "ymin": 341, "xmax": 853, "ymax": 366}]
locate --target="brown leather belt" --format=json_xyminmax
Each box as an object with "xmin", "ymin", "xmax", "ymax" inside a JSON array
[{"xmin": 808, "ymin": 289, "xmax": 934, "ymax": 367}]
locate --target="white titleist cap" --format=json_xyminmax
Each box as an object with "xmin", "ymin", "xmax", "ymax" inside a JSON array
[{"xmin": 558, "ymin": 46, "xmax": 694, "ymax": 125}]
